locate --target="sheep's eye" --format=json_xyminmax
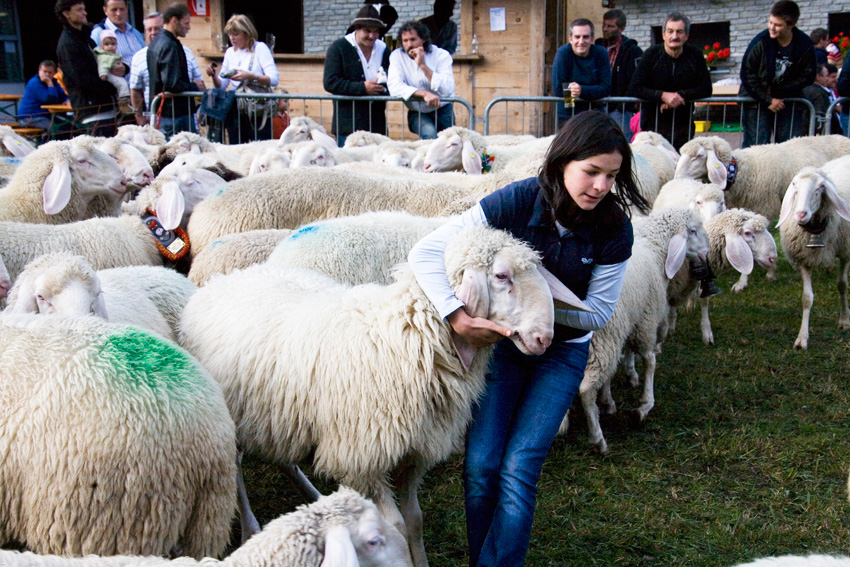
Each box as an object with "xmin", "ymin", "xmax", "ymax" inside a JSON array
[
  {"xmin": 495, "ymin": 272, "xmax": 509, "ymax": 280},
  {"xmin": 366, "ymin": 536, "xmax": 385, "ymax": 548},
  {"xmin": 695, "ymin": 200, "xmax": 703, "ymax": 206},
  {"xmin": 744, "ymin": 230, "xmax": 753, "ymax": 237},
  {"xmin": 36, "ymin": 294, "xmax": 45, "ymax": 301}
]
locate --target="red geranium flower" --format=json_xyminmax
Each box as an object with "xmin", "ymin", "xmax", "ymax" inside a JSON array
[
  {"xmin": 706, "ymin": 52, "xmax": 716, "ymax": 63},
  {"xmin": 713, "ymin": 42, "xmax": 721, "ymax": 50}
]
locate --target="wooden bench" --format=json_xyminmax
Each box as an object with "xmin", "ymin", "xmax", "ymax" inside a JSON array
[
  {"xmin": 12, "ymin": 127, "xmax": 46, "ymax": 140},
  {"xmin": 1, "ymin": 122, "xmax": 20, "ymax": 128}
]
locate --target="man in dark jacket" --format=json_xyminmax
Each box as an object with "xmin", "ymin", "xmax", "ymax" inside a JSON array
[
  {"xmin": 552, "ymin": 18, "xmax": 612, "ymax": 128},
  {"xmin": 803, "ymin": 63, "xmax": 841, "ymax": 134},
  {"xmin": 739, "ymin": 0, "xmax": 816, "ymax": 147},
  {"xmin": 148, "ymin": 2, "xmax": 196, "ymax": 137},
  {"xmin": 55, "ymin": 0, "xmax": 117, "ymax": 135},
  {"xmin": 324, "ymin": 5, "xmax": 391, "ymax": 147},
  {"xmin": 628, "ymin": 12, "xmax": 712, "ymax": 150},
  {"xmin": 596, "ymin": 9, "xmax": 642, "ymax": 139}
]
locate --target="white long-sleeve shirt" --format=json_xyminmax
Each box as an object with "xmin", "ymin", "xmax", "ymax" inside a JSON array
[
  {"xmin": 218, "ymin": 41, "xmax": 279, "ymax": 90},
  {"xmin": 408, "ymin": 204, "xmax": 628, "ymax": 343},
  {"xmin": 387, "ymin": 45, "xmax": 455, "ymax": 113}
]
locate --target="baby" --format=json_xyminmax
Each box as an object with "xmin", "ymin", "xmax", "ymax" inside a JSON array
[{"xmin": 94, "ymin": 29, "xmax": 131, "ymax": 112}]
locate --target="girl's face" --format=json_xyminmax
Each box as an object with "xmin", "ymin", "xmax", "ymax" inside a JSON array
[
  {"xmin": 102, "ymin": 37, "xmax": 117, "ymax": 53},
  {"xmin": 228, "ymin": 31, "xmax": 248, "ymax": 50},
  {"xmin": 562, "ymin": 151, "xmax": 622, "ymax": 210}
]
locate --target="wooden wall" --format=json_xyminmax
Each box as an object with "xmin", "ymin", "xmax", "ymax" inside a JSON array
[{"xmin": 152, "ymin": 0, "xmax": 555, "ymax": 138}]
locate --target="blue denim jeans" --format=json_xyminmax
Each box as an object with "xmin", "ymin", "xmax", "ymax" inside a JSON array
[
  {"xmin": 407, "ymin": 104, "xmax": 455, "ymax": 139},
  {"xmin": 464, "ymin": 338, "xmax": 589, "ymax": 567},
  {"xmin": 609, "ymin": 108, "xmax": 634, "ymax": 142},
  {"xmin": 159, "ymin": 114, "xmax": 195, "ymax": 139},
  {"xmin": 742, "ymin": 101, "xmax": 807, "ymax": 147}
]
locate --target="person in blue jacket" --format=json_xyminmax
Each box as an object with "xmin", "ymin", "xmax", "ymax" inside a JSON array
[
  {"xmin": 17, "ymin": 60, "xmax": 69, "ymax": 130},
  {"xmin": 552, "ymin": 18, "xmax": 612, "ymax": 128},
  {"xmin": 409, "ymin": 111, "xmax": 650, "ymax": 567}
]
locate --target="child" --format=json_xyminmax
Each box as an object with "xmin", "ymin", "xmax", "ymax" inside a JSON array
[
  {"xmin": 94, "ymin": 30, "xmax": 132, "ymax": 114},
  {"xmin": 272, "ymin": 87, "xmax": 290, "ymax": 139}
]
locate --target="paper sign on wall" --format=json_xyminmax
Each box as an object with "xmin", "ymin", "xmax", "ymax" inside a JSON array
[
  {"xmin": 490, "ymin": 7, "xmax": 506, "ymax": 31},
  {"xmin": 188, "ymin": 0, "xmax": 209, "ymax": 17}
]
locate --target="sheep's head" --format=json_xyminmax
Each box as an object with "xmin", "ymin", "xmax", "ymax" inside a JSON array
[
  {"xmin": 711, "ymin": 209, "xmax": 777, "ymax": 274},
  {"xmin": 422, "ymin": 127, "xmax": 487, "ymax": 174},
  {"xmin": 344, "ymin": 131, "xmax": 391, "ymax": 148},
  {"xmin": 99, "ymin": 139, "xmax": 155, "ymax": 189},
  {"xmin": 280, "ymin": 116, "xmax": 331, "ymax": 145},
  {"xmin": 153, "ymin": 168, "xmax": 228, "ymax": 230},
  {"xmin": 289, "ymin": 142, "xmax": 336, "ymax": 168},
  {"xmin": 690, "ymin": 183, "xmax": 727, "ymax": 222},
  {"xmin": 443, "ymin": 227, "xmax": 590, "ymax": 367},
  {"xmin": 675, "ymin": 136, "xmax": 733, "ymax": 187},
  {"xmin": 0, "ymin": 125, "xmax": 36, "ymax": 158},
  {"xmin": 777, "ymin": 168, "xmax": 850, "ymax": 228},
  {"xmin": 249, "ymin": 148, "xmax": 291, "ymax": 175},
  {"xmin": 6, "ymin": 253, "xmax": 107, "ymax": 318},
  {"xmin": 372, "ymin": 145, "xmax": 417, "ymax": 169},
  {"xmin": 116, "ymin": 124, "xmax": 167, "ymax": 146},
  {"xmin": 640, "ymin": 208, "xmax": 709, "ymax": 278}
]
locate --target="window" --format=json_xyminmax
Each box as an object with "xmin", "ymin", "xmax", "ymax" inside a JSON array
[
  {"xmin": 222, "ymin": 0, "xmax": 303, "ymax": 53},
  {"xmin": 651, "ymin": 21, "xmax": 731, "ymax": 55},
  {"xmin": 0, "ymin": 0, "xmax": 23, "ymax": 82}
]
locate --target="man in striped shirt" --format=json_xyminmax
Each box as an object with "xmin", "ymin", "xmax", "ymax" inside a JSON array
[{"xmin": 90, "ymin": 0, "xmax": 145, "ymax": 68}]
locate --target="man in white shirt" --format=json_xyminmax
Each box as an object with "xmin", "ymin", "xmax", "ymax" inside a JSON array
[
  {"xmin": 387, "ymin": 20, "xmax": 455, "ymax": 139},
  {"xmin": 129, "ymin": 11, "xmax": 204, "ymax": 126}
]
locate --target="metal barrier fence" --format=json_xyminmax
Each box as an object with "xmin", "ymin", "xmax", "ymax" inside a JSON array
[
  {"xmin": 483, "ymin": 95, "xmax": 816, "ymax": 148},
  {"xmin": 825, "ymin": 96, "xmax": 849, "ymax": 136},
  {"xmin": 150, "ymin": 91, "xmax": 474, "ymax": 145}
]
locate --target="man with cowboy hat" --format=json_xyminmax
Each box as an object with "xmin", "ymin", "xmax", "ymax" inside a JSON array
[{"xmin": 323, "ymin": 4, "xmax": 391, "ymax": 147}]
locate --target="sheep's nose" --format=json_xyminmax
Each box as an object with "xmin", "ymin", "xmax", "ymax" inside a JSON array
[
  {"xmin": 532, "ymin": 332, "xmax": 552, "ymax": 352},
  {"xmin": 767, "ymin": 255, "xmax": 777, "ymax": 265},
  {"xmin": 796, "ymin": 211, "xmax": 808, "ymax": 222},
  {"xmin": 423, "ymin": 163, "xmax": 433, "ymax": 172},
  {"xmin": 0, "ymin": 278, "xmax": 9, "ymax": 299},
  {"xmin": 142, "ymin": 171, "xmax": 154, "ymax": 184}
]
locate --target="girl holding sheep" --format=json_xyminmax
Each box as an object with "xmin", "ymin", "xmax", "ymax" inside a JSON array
[{"xmin": 409, "ymin": 111, "xmax": 650, "ymax": 567}]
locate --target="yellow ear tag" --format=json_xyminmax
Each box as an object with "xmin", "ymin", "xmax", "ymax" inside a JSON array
[{"xmin": 471, "ymin": 153, "xmax": 477, "ymax": 158}]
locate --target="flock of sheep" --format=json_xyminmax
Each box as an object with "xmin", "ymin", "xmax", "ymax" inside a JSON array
[{"xmin": 0, "ymin": 116, "xmax": 848, "ymax": 567}]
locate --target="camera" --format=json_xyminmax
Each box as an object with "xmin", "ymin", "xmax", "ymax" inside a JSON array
[{"xmin": 220, "ymin": 69, "xmax": 237, "ymax": 79}]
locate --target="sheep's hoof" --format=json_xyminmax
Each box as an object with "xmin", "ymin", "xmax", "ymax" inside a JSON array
[
  {"xmin": 731, "ymin": 283, "xmax": 746, "ymax": 293},
  {"xmin": 793, "ymin": 338, "xmax": 808, "ymax": 350},
  {"xmin": 590, "ymin": 438, "xmax": 609, "ymax": 454},
  {"xmin": 838, "ymin": 319, "xmax": 850, "ymax": 330},
  {"xmin": 629, "ymin": 409, "xmax": 646, "ymax": 429},
  {"xmin": 702, "ymin": 334, "xmax": 714, "ymax": 346}
]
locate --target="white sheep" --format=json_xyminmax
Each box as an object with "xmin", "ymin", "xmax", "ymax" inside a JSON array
[
  {"xmin": 0, "ymin": 215, "xmax": 162, "ymax": 287},
  {"xmin": 0, "ymin": 138, "xmax": 126, "ymax": 224},
  {"xmin": 776, "ymin": 155, "xmax": 850, "ymax": 350},
  {"xmin": 653, "ymin": 178, "xmax": 727, "ymax": 222},
  {"xmin": 246, "ymin": 147, "xmax": 291, "ymax": 175},
  {"xmin": 266, "ymin": 211, "xmax": 448, "ymax": 285},
  {"xmin": 158, "ymin": 151, "xmax": 244, "ymax": 182},
  {"xmin": 185, "ymin": 159, "xmax": 543, "ymax": 256},
  {"xmin": 631, "ymin": 131, "xmax": 680, "ymax": 187},
  {"xmin": 0, "ymin": 313, "xmax": 237, "ymax": 559},
  {"xmin": 115, "ymin": 124, "xmax": 168, "ymax": 147},
  {"xmin": 187, "ymin": 229, "xmax": 293, "ymax": 286},
  {"xmin": 287, "ymin": 140, "xmax": 338, "ymax": 168},
  {"xmin": 731, "ymin": 556, "xmax": 850, "ymax": 567},
  {"xmin": 560, "ymin": 208, "xmax": 709, "ymax": 453},
  {"xmin": 0, "ymin": 125, "xmax": 37, "ymax": 158},
  {"xmin": 5, "ymin": 253, "xmax": 196, "ymax": 342},
  {"xmin": 674, "ymin": 134, "xmax": 850, "ymax": 222},
  {"xmin": 124, "ymin": 168, "xmax": 229, "ymax": 231},
  {"xmin": 420, "ymin": 126, "xmax": 549, "ymax": 174},
  {"xmin": 343, "ymin": 130, "xmax": 394, "ymax": 147},
  {"xmin": 371, "ymin": 143, "xmax": 419, "ymax": 169},
  {"xmin": 279, "ymin": 115, "xmax": 336, "ymax": 147},
  {"xmin": 0, "ymin": 487, "xmax": 413, "ymax": 567},
  {"xmin": 179, "ymin": 226, "xmax": 586, "ymax": 567}
]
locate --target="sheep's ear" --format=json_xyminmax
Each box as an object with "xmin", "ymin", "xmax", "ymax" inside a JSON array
[
  {"xmin": 311, "ymin": 128, "xmax": 338, "ymax": 151},
  {"xmin": 248, "ymin": 155, "xmax": 263, "ymax": 176},
  {"xmin": 42, "ymin": 160, "xmax": 73, "ymax": 215},
  {"xmin": 92, "ymin": 291, "xmax": 109, "ymax": 319},
  {"xmin": 822, "ymin": 177, "xmax": 850, "ymax": 222},
  {"xmin": 320, "ymin": 525, "xmax": 359, "ymax": 567},
  {"xmin": 665, "ymin": 233, "xmax": 687, "ymax": 279},
  {"xmin": 461, "ymin": 139, "xmax": 483, "ymax": 175},
  {"xmin": 189, "ymin": 143, "xmax": 201, "ymax": 154},
  {"xmin": 659, "ymin": 145, "xmax": 680, "ymax": 166},
  {"xmin": 5, "ymin": 278, "xmax": 38, "ymax": 314},
  {"xmin": 777, "ymin": 183, "xmax": 797, "ymax": 227},
  {"xmin": 705, "ymin": 149, "xmax": 727, "ymax": 188},
  {"xmin": 452, "ymin": 268, "xmax": 490, "ymax": 370},
  {"xmin": 724, "ymin": 233, "xmax": 754, "ymax": 275},
  {"xmin": 3, "ymin": 134, "xmax": 33, "ymax": 158},
  {"xmin": 537, "ymin": 265, "xmax": 593, "ymax": 312},
  {"xmin": 156, "ymin": 180, "xmax": 185, "ymax": 230}
]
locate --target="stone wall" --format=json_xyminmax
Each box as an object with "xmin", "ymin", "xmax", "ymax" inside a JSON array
[
  {"xmin": 303, "ymin": 1, "xmax": 462, "ymax": 54},
  {"xmin": 615, "ymin": 0, "xmax": 850, "ymax": 77}
]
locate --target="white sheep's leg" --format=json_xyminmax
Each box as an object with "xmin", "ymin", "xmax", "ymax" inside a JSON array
[
  {"xmin": 621, "ymin": 350, "xmax": 639, "ymax": 388},
  {"xmin": 666, "ymin": 305, "xmax": 679, "ymax": 335},
  {"xmin": 579, "ymin": 373, "xmax": 609, "ymax": 453},
  {"xmin": 700, "ymin": 296, "xmax": 714, "ymax": 345},
  {"xmin": 282, "ymin": 464, "xmax": 322, "ymax": 502},
  {"xmin": 395, "ymin": 459, "xmax": 429, "ymax": 567},
  {"xmin": 598, "ymin": 376, "xmax": 617, "ymax": 415},
  {"xmin": 795, "ymin": 266, "xmax": 814, "ymax": 350},
  {"xmin": 236, "ymin": 451, "xmax": 261, "ymax": 543},
  {"xmin": 368, "ymin": 484, "xmax": 411, "ymax": 553},
  {"xmin": 837, "ymin": 258, "xmax": 850, "ymax": 329},
  {"xmin": 633, "ymin": 349, "xmax": 657, "ymax": 422},
  {"xmin": 557, "ymin": 410, "xmax": 570, "ymax": 436},
  {"xmin": 732, "ymin": 272, "xmax": 750, "ymax": 293}
]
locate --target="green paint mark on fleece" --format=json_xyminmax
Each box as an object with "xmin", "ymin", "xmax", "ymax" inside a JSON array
[{"xmin": 99, "ymin": 328, "xmax": 201, "ymax": 393}]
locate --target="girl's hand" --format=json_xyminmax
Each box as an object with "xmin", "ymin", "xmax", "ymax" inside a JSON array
[
  {"xmin": 447, "ymin": 307, "xmax": 512, "ymax": 348},
  {"xmin": 230, "ymin": 70, "xmax": 253, "ymax": 82}
]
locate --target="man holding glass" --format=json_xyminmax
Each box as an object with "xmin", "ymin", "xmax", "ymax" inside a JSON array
[{"xmin": 552, "ymin": 18, "xmax": 611, "ymax": 129}]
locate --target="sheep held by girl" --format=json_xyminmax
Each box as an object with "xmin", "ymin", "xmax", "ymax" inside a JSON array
[
  {"xmin": 179, "ymin": 226, "xmax": 587, "ymax": 567},
  {"xmin": 776, "ymin": 155, "xmax": 850, "ymax": 349},
  {"xmin": 0, "ymin": 487, "xmax": 413, "ymax": 567},
  {"xmin": 0, "ymin": 314, "xmax": 237, "ymax": 559}
]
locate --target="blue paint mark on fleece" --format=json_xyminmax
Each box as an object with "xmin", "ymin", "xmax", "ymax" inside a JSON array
[{"xmin": 290, "ymin": 225, "xmax": 319, "ymax": 239}]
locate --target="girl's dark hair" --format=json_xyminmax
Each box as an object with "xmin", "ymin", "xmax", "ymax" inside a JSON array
[
  {"xmin": 538, "ymin": 111, "xmax": 649, "ymax": 230},
  {"xmin": 54, "ymin": 0, "xmax": 83, "ymax": 24},
  {"xmin": 398, "ymin": 20, "xmax": 432, "ymax": 52}
]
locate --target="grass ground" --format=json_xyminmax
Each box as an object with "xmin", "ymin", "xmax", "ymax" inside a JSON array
[{"xmin": 239, "ymin": 239, "xmax": 850, "ymax": 567}]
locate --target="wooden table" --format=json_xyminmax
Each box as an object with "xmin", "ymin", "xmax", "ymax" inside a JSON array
[{"xmin": 0, "ymin": 94, "xmax": 23, "ymax": 122}]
